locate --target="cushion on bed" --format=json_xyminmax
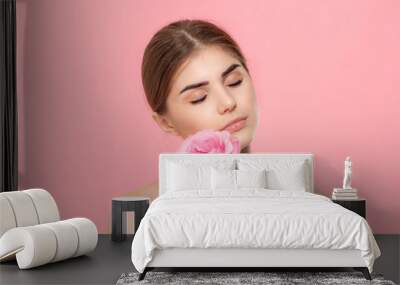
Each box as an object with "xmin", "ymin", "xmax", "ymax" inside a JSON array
[
  {"xmin": 236, "ymin": 169, "xmax": 268, "ymax": 189},
  {"xmin": 237, "ymin": 159, "xmax": 308, "ymax": 191},
  {"xmin": 166, "ymin": 160, "xmax": 236, "ymax": 191},
  {"xmin": 211, "ymin": 168, "xmax": 268, "ymax": 190},
  {"xmin": 211, "ymin": 168, "xmax": 237, "ymax": 190}
]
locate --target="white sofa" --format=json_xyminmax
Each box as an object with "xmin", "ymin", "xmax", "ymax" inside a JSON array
[{"xmin": 0, "ymin": 188, "xmax": 98, "ymax": 269}]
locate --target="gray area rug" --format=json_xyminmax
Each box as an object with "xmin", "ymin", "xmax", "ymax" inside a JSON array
[{"xmin": 116, "ymin": 271, "xmax": 396, "ymax": 285}]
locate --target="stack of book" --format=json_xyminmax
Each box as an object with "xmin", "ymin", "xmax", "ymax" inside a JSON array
[{"xmin": 332, "ymin": 188, "xmax": 358, "ymax": 200}]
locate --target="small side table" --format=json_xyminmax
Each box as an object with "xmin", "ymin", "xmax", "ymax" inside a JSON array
[
  {"xmin": 332, "ymin": 198, "xmax": 366, "ymax": 218},
  {"xmin": 112, "ymin": 196, "xmax": 150, "ymax": 242}
]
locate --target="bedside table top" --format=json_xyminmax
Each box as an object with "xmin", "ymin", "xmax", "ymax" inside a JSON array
[
  {"xmin": 332, "ymin": 198, "xmax": 366, "ymax": 201},
  {"xmin": 112, "ymin": 196, "xmax": 149, "ymax": 202}
]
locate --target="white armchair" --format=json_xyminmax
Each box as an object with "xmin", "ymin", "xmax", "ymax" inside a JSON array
[{"xmin": 0, "ymin": 188, "xmax": 98, "ymax": 269}]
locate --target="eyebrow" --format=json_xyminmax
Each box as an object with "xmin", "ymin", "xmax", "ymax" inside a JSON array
[{"xmin": 179, "ymin": 63, "xmax": 241, "ymax": 94}]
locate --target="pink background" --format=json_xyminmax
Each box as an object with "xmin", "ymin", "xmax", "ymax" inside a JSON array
[{"xmin": 16, "ymin": 0, "xmax": 400, "ymax": 233}]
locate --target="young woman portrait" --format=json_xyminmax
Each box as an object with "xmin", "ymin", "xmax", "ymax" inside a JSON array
[
  {"xmin": 141, "ymin": 19, "xmax": 259, "ymax": 153},
  {"xmin": 128, "ymin": 19, "xmax": 259, "ymax": 198}
]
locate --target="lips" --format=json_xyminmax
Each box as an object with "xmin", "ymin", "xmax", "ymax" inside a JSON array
[{"xmin": 220, "ymin": 117, "xmax": 247, "ymax": 133}]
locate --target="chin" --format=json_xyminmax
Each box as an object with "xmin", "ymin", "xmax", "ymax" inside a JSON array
[{"xmin": 232, "ymin": 127, "xmax": 254, "ymax": 152}]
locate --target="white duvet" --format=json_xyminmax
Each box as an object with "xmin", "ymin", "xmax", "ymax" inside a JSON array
[{"xmin": 131, "ymin": 189, "xmax": 381, "ymax": 273}]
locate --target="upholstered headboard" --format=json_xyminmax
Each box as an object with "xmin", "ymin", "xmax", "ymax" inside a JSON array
[{"xmin": 159, "ymin": 153, "xmax": 314, "ymax": 195}]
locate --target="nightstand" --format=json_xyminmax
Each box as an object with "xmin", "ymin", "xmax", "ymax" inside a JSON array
[
  {"xmin": 111, "ymin": 196, "xmax": 150, "ymax": 242},
  {"xmin": 332, "ymin": 198, "xmax": 366, "ymax": 218}
]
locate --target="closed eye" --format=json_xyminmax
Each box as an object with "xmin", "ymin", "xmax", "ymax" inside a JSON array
[
  {"xmin": 190, "ymin": 96, "xmax": 207, "ymax": 104},
  {"xmin": 228, "ymin": 79, "xmax": 242, "ymax": 87},
  {"xmin": 190, "ymin": 80, "xmax": 242, "ymax": 105}
]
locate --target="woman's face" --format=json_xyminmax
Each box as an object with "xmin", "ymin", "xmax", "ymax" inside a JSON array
[{"xmin": 154, "ymin": 45, "xmax": 258, "ymax": 151}]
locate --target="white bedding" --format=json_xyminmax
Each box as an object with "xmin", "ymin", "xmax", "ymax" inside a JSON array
[{"xmin": 131, "ymin": 189, "xmax": 381, "ymax": 273}]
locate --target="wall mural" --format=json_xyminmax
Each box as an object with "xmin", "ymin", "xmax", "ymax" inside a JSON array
[{"xmin": 142, "ymin": 19, "xmax": 259, "ymax": 155}]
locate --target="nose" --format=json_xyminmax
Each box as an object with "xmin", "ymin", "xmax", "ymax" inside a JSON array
[{"xmin": 217, "ymin": 90, "xmax": 237, "ymax": 115}]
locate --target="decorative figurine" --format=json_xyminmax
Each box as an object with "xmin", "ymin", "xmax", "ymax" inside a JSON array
[{"xmin": 342, "ymin": 156, "xmax": 352, "ymax": 189}]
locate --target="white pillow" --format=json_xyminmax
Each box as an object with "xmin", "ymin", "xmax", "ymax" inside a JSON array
[
  {"xmin": 236, "ymin": 169, "xmax": 267, "ymax": 188},
  {"xmin": 237, "ymin": 159, "xmax": 307, "ymax": 191},
  {"xmin": 211, "ymin": 168, "xmax": 236, "ymax": 190},
  {"xmin": 211, "ymin": 168, "xmax": 268, "ymax": 190},
  {"xmin": 166, "ymin": 160, "xmax": 236, "ymax": 192},
  {"xmin": 167, "ymin": 163, "xmax": 210, "ymax": 191},
  {"xmin": 267, "ymin": 166, "xmax": 306, "ymax": 191}
]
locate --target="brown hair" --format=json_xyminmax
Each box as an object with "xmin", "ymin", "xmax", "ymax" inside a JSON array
[{"xmin": 141, "ymin": 19, "xmax": 251, "ymax": 153}]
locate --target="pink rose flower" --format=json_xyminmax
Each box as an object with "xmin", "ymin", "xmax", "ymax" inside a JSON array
[{"xmin": 178, "ymin": 129, "xmax": 241, "ymax": 154}]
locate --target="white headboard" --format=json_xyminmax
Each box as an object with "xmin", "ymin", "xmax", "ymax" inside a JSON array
[{"xmin": 159, "ymin": 153, "xmax": 314, "ymax": 195}]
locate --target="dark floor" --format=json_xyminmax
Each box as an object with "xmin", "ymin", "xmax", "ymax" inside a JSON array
[{"xmin": 0, "ymin": 234, "xmax": 399, "ymax": 285}]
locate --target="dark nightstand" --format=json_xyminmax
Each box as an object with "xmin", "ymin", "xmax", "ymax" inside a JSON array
[
  {"xmin": 332, "ymin": 198, "xmax": 366, "ymax": 218},
  {"xmin": 111, "ymin": 196, "xmax": 150, "ymax": 242}
]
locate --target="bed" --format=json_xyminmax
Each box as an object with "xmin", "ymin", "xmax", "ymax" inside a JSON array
[{"xmin": 131, "ymin": 153, "xmax": 381, "ymax": 281}]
